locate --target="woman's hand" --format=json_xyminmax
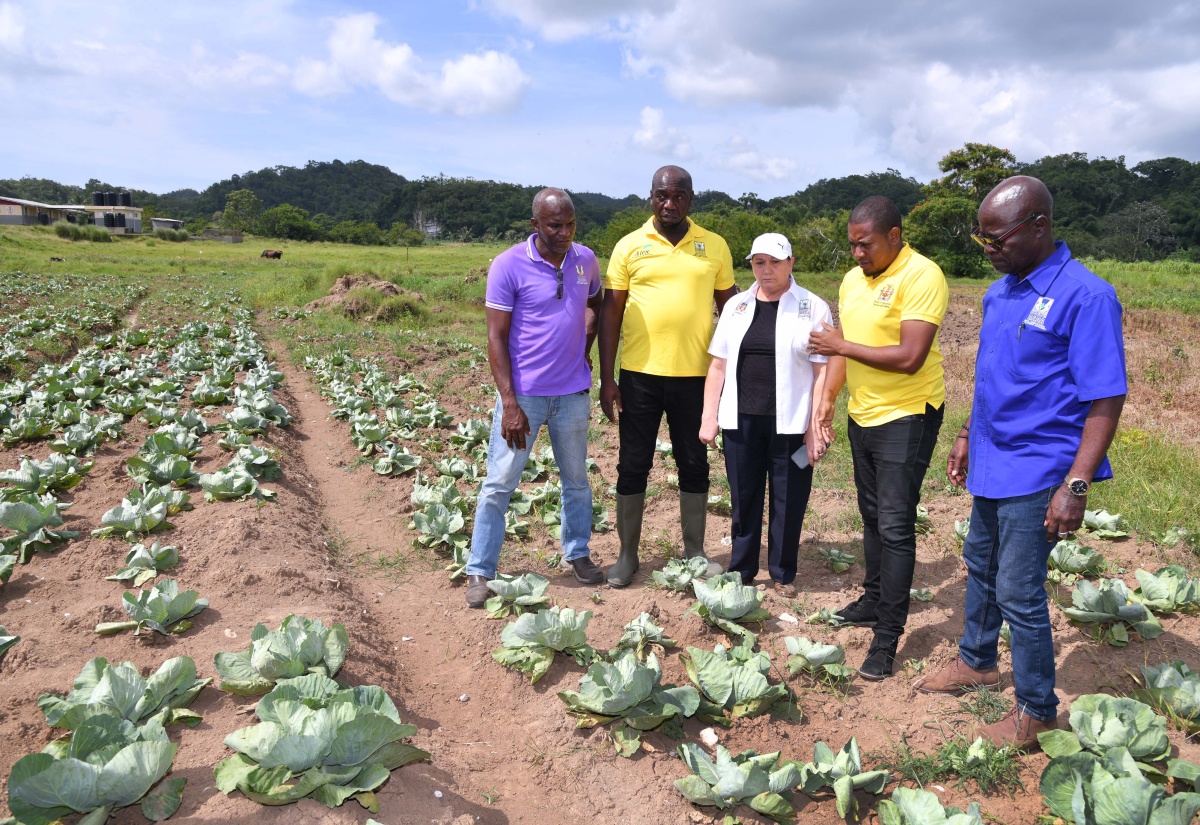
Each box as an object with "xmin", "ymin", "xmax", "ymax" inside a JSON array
[
  {"xmin": 805, "ymin": 427, "xmax": 827, "ymax": 465},
  {"xmin": 699, "ymin": 418, "xmax": 720, "ymax": 447}
]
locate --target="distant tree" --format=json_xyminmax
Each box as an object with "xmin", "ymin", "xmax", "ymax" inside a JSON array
[
  {"xmin": 925, "ymin": 143, "xmax": 1018, "ymax": 202},
  {"xmin": 1100, "ymin": 201, "xmax": 1178, "ymax": 261},
  {"xmin": 773, "ymin": 169, "xmax": 923, "ymax": 216},
  {"xmin": 386, "ymin": 224, "xmax": 424, "ymax": 246},
  {"xmin": 328, "ymin": 220, "xmax": 385, "ymax": 246},
  {"xmin": 906, "ymin": 143, "xmax": 1016, "ymax": 278},
  {"xmin": 257, "ymin": 203, "xmax": 319, "ymax": 241},
  {"xmin": 906, "ymin": 195, "xmax": 989, "ymax": 278},
  {"xmin": 690, "ymin": 203, "xmax": 783, "ymax": 268},
  {"xmin": 791, "ymin": 212, "xmax": 852, "ymax": 274},
  {"xmin": 1132, "ymin": 157, "xmax": 1200, "ymax": 250},
  {"xmin": 1019, "ymin": 153, "xmax": 1136, "ymax": 240},
  {"xmin": 223, "ymin": 189, "xmax": 263, "ymax": 232},
  {"xmin": 581, "ymin": 205, "xmax": 652, "ymax": 258}
]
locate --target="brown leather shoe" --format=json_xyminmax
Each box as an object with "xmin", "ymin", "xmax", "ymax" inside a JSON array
[
  {"xmin": 972, "ymin": 706, "xmax": 1059, "ymax": 749},
  {"xmin": 913, "ymin": 657, "xmax": 1000, "ymax": 694},
  {"xmin": 466, "ymin": 575, "xmax": 490, "ymax": 608}
]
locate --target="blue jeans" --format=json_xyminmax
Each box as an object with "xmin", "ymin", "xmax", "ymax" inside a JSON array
[
  {"xmin": 959, "ymin": 485, "xmax": 1059, "ymax": 721},
  {"xmin": 465, "ymin": 391, "xmax": 593, "ymax": 578}
]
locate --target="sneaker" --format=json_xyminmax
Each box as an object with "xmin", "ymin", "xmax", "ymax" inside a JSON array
[
  {"xmin": 859, "ymin": 633, "xmax": 898, "ymax": 681},
  {"xmin": 568, "ymin": 556, "xmax": 605, "ymax": 585},
  {"xmin": 973, "ymin": 706, "xmax": 1059, "ymax": 749},
  {"xmin": 465, "ymin": 575, "xmax": 490, "ymax": 609},
  {"xmin": 913, "ymin": 657, "xmax": 1000, "ymax": 695},
  {"xmin": 834, "ymin": 597, "xmax": 878, "ymax": 628}
]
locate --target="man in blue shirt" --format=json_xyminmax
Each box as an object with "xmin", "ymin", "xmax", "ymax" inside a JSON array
[{"xmin": 913, "ymin": 176, "xmax": 1127, "ymax": 749}]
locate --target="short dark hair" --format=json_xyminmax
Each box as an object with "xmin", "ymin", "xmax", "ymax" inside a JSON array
[{"xmin": 850, "ymin": 195, "xmax": 902, "ymax": 234}]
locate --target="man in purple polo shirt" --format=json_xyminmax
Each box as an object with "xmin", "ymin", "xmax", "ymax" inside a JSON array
[
  {"xmin": 465, "ymin": 188, "xmax": 606, "ymax": 607},
  {"xmin": 914, "ymin": 176, "xmax": 1127, "ymax": 748}
]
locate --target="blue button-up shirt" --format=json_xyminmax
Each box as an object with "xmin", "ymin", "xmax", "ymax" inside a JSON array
[{"xmin": 967, "ymin": 242, "xmax": 1127, "ymax": 499}]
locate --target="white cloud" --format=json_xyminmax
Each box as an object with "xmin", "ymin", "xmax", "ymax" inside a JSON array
[
  {"xmin": 0, "ymin": 2, "xmax": 24, "ymax": 52},
  {"xmin": 294, "ymin": 13, "xmax": 529, "ymax": 116},
  {"xmin": 484, "ymin": 1, "xmax": 1200, "ymax": 173},
  {"xmin": 630, "ymin": 107, "xmax": 691, "ymax": 158},
  {"xmin": 713, "ymin": 135, "xmax": 796, "ymax": 182},
  {"xmin": 478, "ymin": 0, "xmax": 651, "ymax": 41}
]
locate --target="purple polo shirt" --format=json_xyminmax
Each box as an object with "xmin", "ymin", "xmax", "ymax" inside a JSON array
[
  {"xmin": 485, "ymin": 235, "xmax": 601, "ymax": 396},
  {"xmin": 967, "ymin": 242, "xmax": 1127, "ymax": 499}
]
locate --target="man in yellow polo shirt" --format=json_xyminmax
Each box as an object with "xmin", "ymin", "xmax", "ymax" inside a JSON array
[
  {"xmin": 810, "ymin": 195, "xmax": 948, "ymax": 680},
  {"xmin": 598, "ymin": 165, "xmax": 738, "ymax": 587}
]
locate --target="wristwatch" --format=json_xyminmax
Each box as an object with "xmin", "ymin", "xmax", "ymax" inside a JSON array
[{"xmin": 1066, "ymin": 477, "xmax": 1090, "ymax": 496}]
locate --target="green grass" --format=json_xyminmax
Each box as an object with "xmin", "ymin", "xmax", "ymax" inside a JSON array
[
  {"xmin": 1084, "ymin": 258, "xmax": 1200, "ymax": 313},
  {"xmin": 1092, "ymin": 426, "xmax": 1200, "ymax": 541}
]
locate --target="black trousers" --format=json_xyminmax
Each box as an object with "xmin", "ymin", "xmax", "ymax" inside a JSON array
[
  {"xmin": 723, "ymin": 414, "xmax": 813, "ymax": 585},
  {"xmin": 848, "ymin": 403, "xmax": 944, "ymax": 638},
  {"xmin": 616, "ymin": 370, "xmax": 709, "ymax": 495}
]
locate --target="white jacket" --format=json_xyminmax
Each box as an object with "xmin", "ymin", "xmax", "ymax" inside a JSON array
[{"xmin": 708, "ymin": 279, "xmax": 833, "ymax": 433}]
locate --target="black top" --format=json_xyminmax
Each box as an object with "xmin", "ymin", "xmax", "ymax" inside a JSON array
[{"xmin": 736, "ymin": 298, "xmax": 778, "ymax": 416}]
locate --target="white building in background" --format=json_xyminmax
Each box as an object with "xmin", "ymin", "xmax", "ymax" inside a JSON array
[
  {"xmin": 82, "ymin": 204, "xmax": 144, "ymax": 234},
  {"xmin": 0, "ymin": 196, "xmax": 89, "ymax": 226}
]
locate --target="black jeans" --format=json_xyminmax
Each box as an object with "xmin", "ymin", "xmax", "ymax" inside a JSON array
[
  {"xmin": 723, "ymin": 414, "xmax": 813, "ymax": 585},
  {"xmin": 616, "ymin": 370, "xmax": 709, "ymax": 495},
  {"xmin": 847, "ymin": 403, "xmax": 944, "ymax": 638}
]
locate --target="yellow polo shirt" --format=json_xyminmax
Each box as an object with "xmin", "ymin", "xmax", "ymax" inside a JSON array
[
  {"xmin": 838, "ymin": 244, "xmax": 948, "ymax": 426},
  {"xmin": 605, "ymin": 218, "xmax": 735, "ymax": 377}
]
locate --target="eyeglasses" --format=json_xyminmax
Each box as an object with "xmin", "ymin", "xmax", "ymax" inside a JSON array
[
  {"xmin": 971, "ymin": 213, "xmax": 1042, "ymax": 250},
  {"xmin": 555, "ymin": 267, "xmax": 564, "ymax": 299}
]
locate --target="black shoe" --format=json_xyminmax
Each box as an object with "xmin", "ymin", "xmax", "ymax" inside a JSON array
[
  {"xmin": 860, "ymin": 634, "xmax": 898, "ymax": 681},
  {"xmin": 568, "ymin": 556, "xmax": 605, "ymax": 585},
  {"xmin": 834, "ymin": 597, "xmax": 878, "ymax": 628},
  {"xmin": 466, "ymin": 575, "xmax": 490, "ymax": 608}
]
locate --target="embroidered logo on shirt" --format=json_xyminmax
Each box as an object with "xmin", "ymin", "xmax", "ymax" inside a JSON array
[
  {"xmin": 694, "ymin": 241, "xmax": 707, "ymax": 258},
  {"xmin": 796, "ymin": 299, "xmax": 811, "ymax": 318},
  {"xmin": 576, "ymin": 264, "xmax": 587, "ymax": 284},
  {"xmin": 873, "ymin": 283, "xmax": 895, "ymax": 307},
  {"xmin": 1023, "ymin": 297, "xmax": 1055, "ymax": 330},
  {"xmin": 632, "ymin": 243, "xmax": 654, "ymax": 258},
  {"xmin": 733, "ymin": 301, "xmax": 750, "ymax": 315}
]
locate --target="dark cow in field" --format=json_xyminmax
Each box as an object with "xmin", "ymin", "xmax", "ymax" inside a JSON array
[{"xmin": 261, "ymin": 249, "xmax": 283, "ymax": 259}]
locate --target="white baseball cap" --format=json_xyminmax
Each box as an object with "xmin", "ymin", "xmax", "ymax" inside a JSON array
[{"xmin": 746, "ymin": 232, "xmax": 793, "ymax": 260}]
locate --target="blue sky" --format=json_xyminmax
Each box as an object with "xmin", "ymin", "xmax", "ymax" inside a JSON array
[{"xmin": 2, "ymin": 1, "xmax": 1198, "ymax": 199}]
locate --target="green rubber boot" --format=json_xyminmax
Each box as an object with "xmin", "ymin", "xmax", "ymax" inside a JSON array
[
  {"xmin": 606, "ymin": 492, "xmax": 644, "ymax": 587},
  {"xmin": 681, "ymin": 491, "xmax": 723, "ymax": 577}
]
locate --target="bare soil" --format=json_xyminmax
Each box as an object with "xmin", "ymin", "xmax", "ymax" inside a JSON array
[{"xmin": 2, "ymin": 304, "xmax": 1199, "ymax": 825}]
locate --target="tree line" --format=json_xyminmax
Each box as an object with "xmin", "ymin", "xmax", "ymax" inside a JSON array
[{"xmin": 2, "ymin": 145, "xmax": 1196, "ymax": 274}]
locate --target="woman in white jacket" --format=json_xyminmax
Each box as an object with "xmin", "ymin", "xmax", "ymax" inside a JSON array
[{"xmin": 700, "ymin": 233, "xmax": 832, "ymax": 594}]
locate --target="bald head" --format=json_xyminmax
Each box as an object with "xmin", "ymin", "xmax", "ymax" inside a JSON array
[
  {"xmin": 532, "ymin": 187, "xmax": 574, "ymax": 221},
  {"xmin": 977, "ymin": 175, "xmax": 1056, "ymax": 277},
  {"xmin": 980, "ymin": 176, "xmax": 1053, "ymax": 224},
  {"xmin": 652, "ymin": 165, "xmax": 693, "ymax": 193}
]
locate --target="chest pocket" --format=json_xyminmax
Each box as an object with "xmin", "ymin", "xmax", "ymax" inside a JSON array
[{"xmin": 1001, "ymin": 325, "xmax": 1065, "ymax": 380}]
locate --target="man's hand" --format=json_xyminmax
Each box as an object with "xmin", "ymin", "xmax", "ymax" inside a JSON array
[
  {"xmin": 947, "ymin": 438, "xmax": 969, "ymax": 488},
  {"xmin": 814, "ymin": 397, "xmax": 837, "ymax": 446},
  {"xmin": 501, "ymin": 402, "xmax": 532, "ymax": 450},
  {"xmin": 808, "ymin": 322, "xmax": 844, "ymax": 357},
  {"xmin": 600, "ymin": 380, "xmax": 622, "ymax": 424},
  {"xmin": 1044, "ymin": 486, "xmax": 1086, "ymax": 543}
]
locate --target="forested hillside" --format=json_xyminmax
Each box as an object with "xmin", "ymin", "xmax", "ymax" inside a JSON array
[{"xmin": 3, "ymin": 149, "xmax": 1198, "ymax": 271}]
